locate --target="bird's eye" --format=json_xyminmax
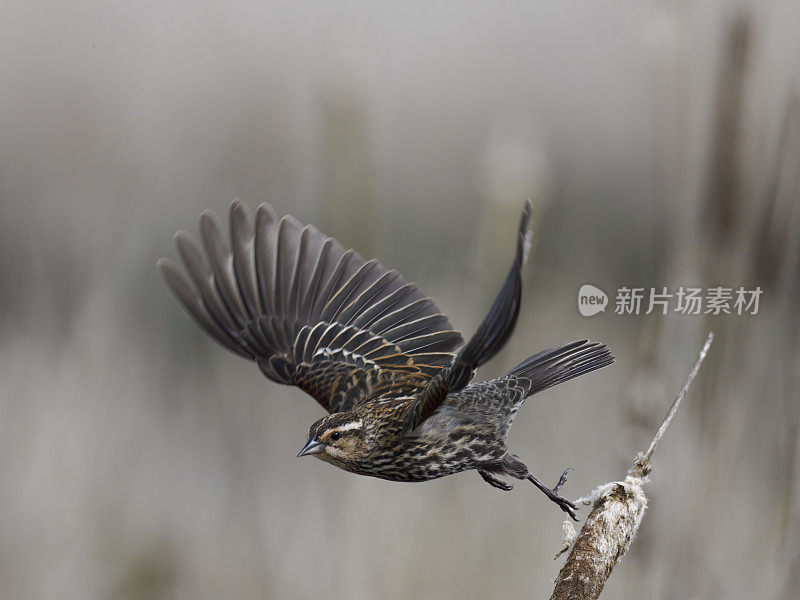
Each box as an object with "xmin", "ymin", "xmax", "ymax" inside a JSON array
[{"xmin": 330, "ymin": 431, "xmax": 341, "ymax": 442}]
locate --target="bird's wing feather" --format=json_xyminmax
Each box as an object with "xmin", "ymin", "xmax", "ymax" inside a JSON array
[
  {"xmin": 158, "ymin": 200, "xmax": 463, "ymax": 413},
  {"xmin": 403, "ymin": 200, "xmax": 532, "ymax": 433}
]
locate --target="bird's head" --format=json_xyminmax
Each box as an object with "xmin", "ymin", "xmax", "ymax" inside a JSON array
[{"xmin": 297, "ymin": 410, "xmax": 375, "ymax": 468}]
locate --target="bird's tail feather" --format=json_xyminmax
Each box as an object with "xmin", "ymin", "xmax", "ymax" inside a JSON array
[{"xmin": 506, "ymin": 340, "xmax": 614, "ymax": 398}]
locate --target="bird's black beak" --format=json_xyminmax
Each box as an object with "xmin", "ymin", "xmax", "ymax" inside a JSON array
[{"xmin": 297, "ymin": 436, "xmax": 325, "ymax": 457}]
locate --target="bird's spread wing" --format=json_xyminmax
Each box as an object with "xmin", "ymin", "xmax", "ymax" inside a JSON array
[
  {"xmin": 403, "ymin": 200, "xmax": 532, "ymax": 433},
  {"xmin": 158, "ymin": 200, "xmax": 464, "ymax": 413}
]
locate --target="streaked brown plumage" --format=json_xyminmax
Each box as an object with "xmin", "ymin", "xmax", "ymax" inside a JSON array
[{"xmin": 158, "ymin": 199, "xmax": 613, "ymax": 519}]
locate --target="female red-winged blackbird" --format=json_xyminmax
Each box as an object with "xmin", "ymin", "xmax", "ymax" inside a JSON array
[{"xmin": 158, "ymin": 200, "xmax": 613, "ymax": 519}]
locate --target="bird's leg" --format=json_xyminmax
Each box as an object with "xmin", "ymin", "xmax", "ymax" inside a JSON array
[
  {"xmin": 478, "ymin": 469, "xmax": 514, "ymax": 491},
  {"xmin": 498, "ymin": 454, "xmax": 579, "ymax": 520},
  {"xmin": 527, "ymin": 468, "xmax": 578, "ymax": 521}
]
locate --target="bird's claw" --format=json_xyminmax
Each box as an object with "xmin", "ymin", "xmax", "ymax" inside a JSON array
[
  {"xmin": 553, "ymin": 467, "xmax": 573, "ymax": 494},
  {"xmin": 479, "ymin": 469, "xmax": 515, "ymax": 491},
  {"xmin": 553, "ymin": 494, "xmax": 579, "ymax": 521},
  {"xmin": 551, "ymin": 467, "xmax": 579, "ymax": 520},
  {"xmin": 531, "ymin": 467, "xmax": 579, "ymax": 521}
]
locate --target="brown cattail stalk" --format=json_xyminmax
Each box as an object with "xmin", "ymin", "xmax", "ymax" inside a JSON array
[{"xmin": 550, "ymin": 332, "xmax": 714, "ymax": 600}]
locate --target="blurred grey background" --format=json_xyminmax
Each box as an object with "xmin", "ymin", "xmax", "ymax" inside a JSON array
[{"xmin": 1, "ymin": 1, "xmax": 799, "ymax": 598}]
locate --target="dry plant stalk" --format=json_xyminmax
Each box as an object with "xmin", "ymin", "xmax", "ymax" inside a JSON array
[{"xmin": 550, "ymin": 332, "xmax": 714, "ymax": 600}]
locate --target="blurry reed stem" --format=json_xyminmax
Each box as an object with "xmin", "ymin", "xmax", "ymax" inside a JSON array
[{"xmin": 550, "ymin": 332, "xmax": 714, "ymax": 600}]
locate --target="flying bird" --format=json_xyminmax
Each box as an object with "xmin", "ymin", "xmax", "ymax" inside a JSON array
[{"xmin": 157, "ymin": 200, "xmax": 613, "ymax": 519}]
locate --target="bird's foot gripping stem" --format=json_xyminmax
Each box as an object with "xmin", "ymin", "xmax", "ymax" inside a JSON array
[{"xmin": 527, "ymin": 468, "xmax": 578, "ymax": 521}]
